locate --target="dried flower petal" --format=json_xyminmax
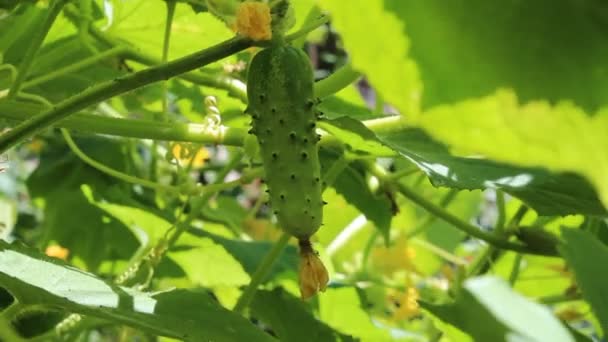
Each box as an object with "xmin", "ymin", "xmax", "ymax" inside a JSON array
[
  {"xmin": 298, "ymin": 239, "xmax": 329, "ymax": 299},
  {"xmin": 235, "ymin": 1, "xmax": 272, "ymax": 41}
]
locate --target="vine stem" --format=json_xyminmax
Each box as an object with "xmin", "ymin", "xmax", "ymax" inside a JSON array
[
  {"xmin": 508, "ymin": 253, "xmax": 523, "ymax": 286},
  {"xmin": 0, "ymin": 36, "xmax": 252, "ymax": 154},
  {"xmin": 233, "ymin": 232, "xmax": 291, "ymax": 314},
  {"xmin": 405, "ymin": 189, "xmax": 459, "ymax": 239},
  {"xmin": 365, "ymin": 162, "xmax": 538, "ymax": 254},
  {"xmin": 314, "ymin": 63, "xmax": 361, "ymax": 99},
  {"xmin": 7, "ymin": 0, "xmax": 67, "ymax": 99},
  {"xmin": 61, "ymin": 129, "xmax": 185, "ymax": 194},
  {"xmin": 1, "ymin": 105, "xmax": 405, "ymax": 149}
]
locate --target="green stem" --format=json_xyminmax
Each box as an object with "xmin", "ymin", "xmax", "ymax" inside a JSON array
[
  {"xmin": 405, "ymin": 189, "xmax": 458, "ymax": 239},
  {"xmin": 61, "ymin": 129, "xmax": 186, "ymax": 194},
  {"xmin": 386, "ymin": 166, "xmax": 420, "ymax": 181},
  {"xmin": 63, "ymin": 4, "xmax": 250, "ymax": 104},
  {"xmin": 159, "ymin": 0, "xmax": 176, "ymax": 121},
  {"xmin": 361, "ymin": 230, "xmax": 379, "ymax": 273},
  {"xmin": 360, "ymin": 115, "xmax": 408, "ymax": 134},
  {"xmin": 1, "ymin": 103, "xmax": 409, "ymax": 151},
  {"xmin": 367, "ymin": 163, "xmax": 533, "ymax": 254},
  {"xmin": 1, "ymin": 301, "xmax": 24, "ymax": 320},
  {"xmin": 495, "ymin": 190, "xmax": 507, "ymax": 233},
  {"xmin": 537, "ymin": 292, "xmax": 582, "ymax": 305},
  {"xmin": 292, "ymin": 5, "xmax": 323, "ymax": 48},
  {"xmin": 314, "ymin": 63, "xmax": 361, "ymax": 99},
  {"xmin": 321, "ymin": 152, "xmax": 350, "ymax": 190},
  {"xmin": 284, "ymin": 15, "xmax": 330, "ymax": 43},
  {"xmin": 7, "ymin": 0, "xmax": 67, "ymax": 99},
  {"xmin": 508, "ymin": 253, "xmax": 523, "ymax": 286},
  {"xmin": 466, "ymin": 244, "xmax": 495, "ymax": 277},
  {"xmin": 0, "ymin": 103, "xmax": 248, "ymax": 146},
  {"xmin": 507, "ymin": 205, "xmax": 529, "ymax": 231},
  {"xmin": 125, "ymin": 49, "xmax": 248, "ymax": 103},
  {"xmin": 0, "ymin": 36, "xmax": 252, "ymax": 154},
  {"xmin": 233, "ymin": 232, "xmax": 291, "ymax": 314},
  {"xmin": 22, "ymin": 46, "xmax": 127, "ymax": 89},
  {"xmin": 165, "ymin": 151, "xmax": 247, "ymax": 247}
]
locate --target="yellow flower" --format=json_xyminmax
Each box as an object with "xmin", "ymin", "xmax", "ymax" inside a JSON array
[
  {"xmin": 298, "ymin": 240, "xmax": 329, "ymax": 299},
  {"xmin": 171, "ymin": 144, "xmax": 209, "ymax": 168},
  {"xmin": 46, "ymin": 245, "xmax": 70, "ymax": 261},
  {"xmin": 235, "ymin": 1, "xmax": 272, "ymax": 41},
  {"xmin": 388, "ymin": 287, "xmax": 420, "ymax": 321}
]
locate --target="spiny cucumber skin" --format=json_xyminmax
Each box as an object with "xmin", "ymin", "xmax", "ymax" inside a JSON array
[{"xmin": 247, "ymin": 44, "xmax": 323, "ymax": 239}]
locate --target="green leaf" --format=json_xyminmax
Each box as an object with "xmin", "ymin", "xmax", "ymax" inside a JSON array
[
  {"xmin": 169, "ymin": 236, "xmax": 251, "ymax": 287},
  {"xmin": 24, "ymin": 36, "xmax": 123, "ymax": 102},
  {"xmin": 37, "ymin": 188, "xmax": 140, "ymax": 271},
  {"xmin": 416, "ymin": 90, "xmax": 608, "ymax": 210},
  {"xmin": 559, "ymin": 229, "xmax": 608, "ymax": 335},
  {"xmin": 319, "ymin": 117, "xmax": 395, "ymax": 156},
  {"xmin": 87, "ymin": 199, "xmax": 252, "ymax": 287},
  {"xmin": 105, "ymin": 0, "xmax": 234, "ymax": 59},
  {"xmin": 320, "ymin": 150, "xmax": 394, "ymax": 243},
  {"xmin": 376, "ymin": 127, "xmax": 606, "ymax": 216},
  {"xmin": 194, "ymin": 231, "xmax": 299, "ymax": 282},
  {"xmin": 318, "ymin": 96, "xmax": 376, "ymax": 121},
  {"xmin": 0, "ymin": 240, "xmax": 274, "ymax": 341},
  {"xmin": 319, "ymin": 287, "xmax": 393, "ymax": 341},
  {"xmin": 422, "ymin": 276, "xmax": 574, "ymax": 342},
  {"xmin": 385, "ymin": 0, "xmax": 608, "ymax": 112},
  {"xmin": 318, "ymin": 0, "xmax": 421, "ymax": 117},
  {"xmin": 251, "ymin": 288, "xmax": 355, "ymax": 342}
]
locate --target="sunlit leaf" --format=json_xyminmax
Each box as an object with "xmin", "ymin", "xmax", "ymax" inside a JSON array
[
  {"xmin": 251, "ymin": 288, "xmax": 355, "ymax": 342},
  {"xmin": 560, "ymin": 229, "xmax": 608, "ymax": 335},
  {"xmin": 422, "ymin": 276, "xmax": 575, "ymax": 342},
  {"xmin": 0, "ymin": 241, "xmax": 274, "ymax": 341},
  {"xmin": 416, "ymin": 90, "xmax": 608, "ymax": 210},
  {"xmin": 385, "ymin": 0, "xmax": 608, "ymax": 112},
  {"xmin": 318, "ymin": 0, "xmax": 422, "ymax": 117}
]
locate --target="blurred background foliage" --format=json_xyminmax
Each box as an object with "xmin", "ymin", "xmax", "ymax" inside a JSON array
[{"xmin": 0, "ymin": 0, "xmax": 607, "ymax": 341}]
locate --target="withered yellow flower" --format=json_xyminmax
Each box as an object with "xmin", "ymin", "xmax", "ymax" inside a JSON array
[
  {"xmin": 298, "ymin": 240, "xmax": 329, "ymax": 300},
  {"xmin": 235, "ymin": 1, "xmax": 272, "ymax": 41}
]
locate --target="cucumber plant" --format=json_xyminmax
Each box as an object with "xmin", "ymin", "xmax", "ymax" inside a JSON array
[{"xmin": 244, "ymin": 6, "xmax": 328, "ymax": 299}]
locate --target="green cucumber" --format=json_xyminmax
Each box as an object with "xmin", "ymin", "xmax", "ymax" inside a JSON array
[{"xmin": 246, "ymin": 43, "xmax": 323, "ymax": 240}]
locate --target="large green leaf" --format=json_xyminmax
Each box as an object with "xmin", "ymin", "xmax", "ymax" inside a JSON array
[
  {"xmin": 86, "ymin": 198, "xmax": 253, "ymax": 288},
  {"xmin": 559, "ymin": 229, "xmax": 608, "ymax": 336},
  {"xmin": 26, "ymin": 137, "xmax": 141, "ymax": 270},
  {"xmin": 0, "ymin": 240, "xmax": 274, "ymax": 341},
  {"xmin": 104, "ymin": 0, "xmax": 233, "ymax": 60},
  {"xmin": 422, "ymin": 276, "xmax": 575, "ymax": 342},
  {"xmin": 385, "ymin": 0, "xmax": 608, "ymax": 112},
  {"xmin": 376, "ymin": 126, "xmax": 607, "ymax": 216},
  {"xmin": 415, "ymin": 91, "xmax": 608, "ymax": 210},
  {"xmin": 318, "ymin": 0, "xmax": 421, "ymax": 117},
  {"xmin": 319, "ymin": 287, "xmax": 394, "ymax": 341},
  {"xmin": 251, "ymin": 288, "xmax": 355, "ymax": 342},
  {"xmin": 194, "ymin": 230, "xmax": 299, "ymax": 283}
]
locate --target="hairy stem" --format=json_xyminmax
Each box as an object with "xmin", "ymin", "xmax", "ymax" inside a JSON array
[{"xmin": 0, "ymin": 36, "xmax": 252, "ymax": 154}]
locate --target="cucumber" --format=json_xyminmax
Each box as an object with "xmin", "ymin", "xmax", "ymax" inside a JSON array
[{"xmin": 246, "ymin": 43, "xmax": 323, "ymax": 240}]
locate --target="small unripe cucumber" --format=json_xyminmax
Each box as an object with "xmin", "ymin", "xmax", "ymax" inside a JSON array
[{"xmin": 247, "ymin": 43, "xmax": 323, "ymax": 239}]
